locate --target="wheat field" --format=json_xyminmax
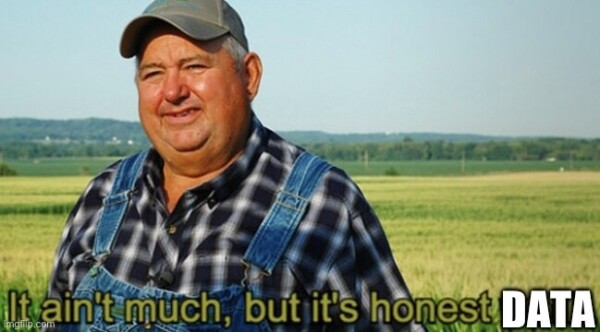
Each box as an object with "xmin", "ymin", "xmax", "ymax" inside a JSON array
[{"xmin": 1, "ymin": 172, "xmax": 599, "ymax": 330}]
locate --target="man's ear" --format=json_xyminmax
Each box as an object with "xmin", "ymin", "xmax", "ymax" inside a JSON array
[{"xmin": 243, "ymin": 52, "xmax": 263, "ymax": 102}]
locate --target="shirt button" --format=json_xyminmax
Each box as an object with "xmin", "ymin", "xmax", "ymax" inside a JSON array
[
  {"xmin": 144, "ymin": 322, "xmax": 153, "ymax": 329},
  {"xmin": 167, "ymin": 224, "xmax": 177, "ymax": 235}
]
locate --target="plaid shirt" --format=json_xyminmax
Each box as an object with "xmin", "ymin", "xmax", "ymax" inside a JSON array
[{"xmin": 48, "ymin": 116, "xmax": 423, "ymax": 331}]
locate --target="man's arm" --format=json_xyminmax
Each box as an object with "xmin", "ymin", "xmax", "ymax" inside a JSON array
[
  {"xmin": 297, "ymin": 169, "xmax": 425, "ymax": 331},
  {"xmin": 46, "ymin": 169, "xmax": 114, "ymax": 300},
  {"xmin": 346, "ymin": 206, "xmax": 423, "ymax": 331}
]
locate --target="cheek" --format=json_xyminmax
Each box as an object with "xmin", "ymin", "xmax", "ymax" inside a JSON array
[
  {"xmin": 189, "ymin": 72, "xmax": 236, "ymax": 103},
  {"xmin": 137, "ymin": 83, "xmax": 163, "ymax": 113},
  {"xmin": 188, "ymin": 77, "xmax": 212, "ymax": 99}
]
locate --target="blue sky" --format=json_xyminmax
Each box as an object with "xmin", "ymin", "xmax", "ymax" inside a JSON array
[{"xmin": 1, "ymin": 1, "xmax": 598, "ymax": 138}]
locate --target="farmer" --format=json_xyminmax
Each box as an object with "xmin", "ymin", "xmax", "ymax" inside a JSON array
[{"xmin": 46, "ymin": 0, "xmax": 424, "ymax": 331}]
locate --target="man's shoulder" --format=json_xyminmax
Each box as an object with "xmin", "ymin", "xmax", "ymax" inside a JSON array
[
  {"xmin": 264, "ymin": 127, "xmax": 369, "ymax": 215},
  {"xmin": 84, "ymin": 149, "xmax": 151, "ymax": 198},
  {"xmin": 85, "ymin": 158, "xmax": 121, "ymax": 195},
  {"xmin": 315, "ymin": 164, "xmax": 371, "ymax": 218}
]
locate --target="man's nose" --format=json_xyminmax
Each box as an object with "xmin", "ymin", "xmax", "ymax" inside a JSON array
[{"xmin": 163, "ymin": 71, "xmax": 189, "ymax": 103}]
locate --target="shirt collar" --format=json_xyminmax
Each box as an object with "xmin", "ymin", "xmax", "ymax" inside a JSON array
[{"xmin": 206, "ymin": 114, "xmax": 266, "ymax": 204}]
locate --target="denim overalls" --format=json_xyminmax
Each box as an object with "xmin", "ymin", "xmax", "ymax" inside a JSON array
[{"xmin": 61, "ymin": 150, "xmax": 331, "ymax": 331}]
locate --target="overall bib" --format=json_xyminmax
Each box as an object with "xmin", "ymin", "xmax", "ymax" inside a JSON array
[{"xmin": 61, "ymin": 150, "xmax": 331, "ymax": 332}]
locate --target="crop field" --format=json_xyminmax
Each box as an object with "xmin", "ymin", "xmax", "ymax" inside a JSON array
[
  {"xmin": 7, "ymin": 156, "xmax": 600, "ymax": 177},
  {"xmin": 1, "ymin": 171, "xmax": 599, "ymax": 330},
  {"xmin": 337, "ymin": 159, "xmax": 600, "ymax": 177},
  {"xmin": 6, "ymin": 157, "xmax": 120, "ymax": 177}
]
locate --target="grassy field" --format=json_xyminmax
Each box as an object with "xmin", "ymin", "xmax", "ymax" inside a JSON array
[
  {"xmin": 6, "ymin": 157, "xmax": 119, "ymax": 177},
  {"xmin": 336, "ymin": 159, "xmax": 600, "ymax": 176},
  {"xmin": 6, "ymin": 156, "xmax": 600, "ymax": 176},
  {"xmin": 1, "ymin": 172, "xmax": 599, "ymax": 330}
]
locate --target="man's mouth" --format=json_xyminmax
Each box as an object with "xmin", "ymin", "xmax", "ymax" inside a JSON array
[
  {"xmin": 163, "ymin": 108, "xmax": 200, "ymax": 124},
  {"xmin": 171, "ymin": 109, "xmax": 195, "ymax": 117}
]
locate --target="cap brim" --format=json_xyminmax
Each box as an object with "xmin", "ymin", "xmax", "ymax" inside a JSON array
[{"xmin": 120, "ymin": 14, "xmax": 229, "ymax": 58}]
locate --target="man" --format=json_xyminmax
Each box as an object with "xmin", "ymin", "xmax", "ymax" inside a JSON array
[{"xmin": 47, "ymin": 1, "xmax": 424, "ymax": 331}]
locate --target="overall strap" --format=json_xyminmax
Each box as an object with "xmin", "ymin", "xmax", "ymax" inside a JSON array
[
  {"xmin": 243, "ymin": 151, "xmax": 332, "ymax": 275},
  {"xmin": 92, "ymin": 149, "xmax": 149, "ymax": 260}
]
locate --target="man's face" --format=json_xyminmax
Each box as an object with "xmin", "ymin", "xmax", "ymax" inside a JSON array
[{"xmin": 135, "ymin": 27, "xmax": 259, "ymax": 169}]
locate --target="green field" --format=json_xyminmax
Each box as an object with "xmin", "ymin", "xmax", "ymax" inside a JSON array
[
  {"xmin": 1, "ymin": 172, "xmax": 600, "ymax": 330},
  {"xmin": 5, "ymin": 157, "xmax": 120, "ymax": 177},
  {"xmin": 6, "ymin": 156, "xmax": 600, "ymax": 177},
  {"xmin": 336, "ymin": 159, "xmax": 600, "ymax": 176}
]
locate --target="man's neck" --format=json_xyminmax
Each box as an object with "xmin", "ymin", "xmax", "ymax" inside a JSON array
[{"xmin": 161, "ymin": 147, "xmax": 244, "ymax": 213}]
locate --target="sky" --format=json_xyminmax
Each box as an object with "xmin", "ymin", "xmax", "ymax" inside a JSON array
[{"xmin": 1, "ymin": 1, "xmax": 598, "ymax": 138}]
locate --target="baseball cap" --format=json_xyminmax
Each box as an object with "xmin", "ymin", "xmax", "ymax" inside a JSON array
[{"xmin": 120, "ymin": 0, "xmax": 248, "ymax": 58}]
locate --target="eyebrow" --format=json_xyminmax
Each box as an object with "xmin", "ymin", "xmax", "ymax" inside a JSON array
[
  {"xmin": 138, "ymin": 55, "xmax": 212, "ymax": 72},
  {"xmin": 180, "ymin": 55, "xmax": 211, "ymax": 66},
  {"xmin": 138, "ymin": 62, "xmax": 163, "ymax": 73}
]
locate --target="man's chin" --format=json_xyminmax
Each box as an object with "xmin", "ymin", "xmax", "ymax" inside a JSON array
[
  {"xmin": 160, "ymin": 131, "xmax": 208, "ymax": 152},
  {"xmin": 168, "ymin": 143, "xmax": 206, "ymax": 154},
  {"xmin": 154, "ymin": 137, "xmax": 209, "ymax": 158}
]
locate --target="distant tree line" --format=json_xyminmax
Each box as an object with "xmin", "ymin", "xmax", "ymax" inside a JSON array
[
  {"xmin": 304, "ymin": 137, "xmax": 600, "ymax": 161},
  {"xmin": 0, "ymin": 142, "xmax": 144, "ymax": 159},
  {"xmin": 1, "ymin": 137, "xmax": 598, "ymax": 161},
  {"xmin": 0, "ymin": 118, "xmax": 148, "ymax": 143},
  {"xmin": 2, "ymin": 119, "xmax": 598, "ymax": 162}
]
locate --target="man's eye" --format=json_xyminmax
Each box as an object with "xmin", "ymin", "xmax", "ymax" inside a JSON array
[
  {"xmin": 186, "ymin": 64, "xmax": 206, "ymax": 71},
  {"xmin": 140, "ymin": 71, "xmax": 161, "ymax": 80}
]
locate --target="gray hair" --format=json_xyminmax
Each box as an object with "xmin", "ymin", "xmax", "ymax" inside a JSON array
[{"xmin": 221, "ymin": 34, "xmax": 248, "ymax": 71}]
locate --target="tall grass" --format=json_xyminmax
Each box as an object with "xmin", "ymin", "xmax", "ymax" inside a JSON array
[
  {"xmin": 0, "ymin": 177, "xmax": 88, "ymax": 215},
  {"xmin": 1, "ymin": 214, "xmax": 64, "ymax": 331},
  {"xmin": 356, "ymin": 172, "xmax": 600, "ymax": 330},
  {"xmin": 1, "ymin": 172, "xmax": 599, "ymax": 330},
  {"xmin": 0, "ymin": 178, "xmax": 87, "ymax": 330}
]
